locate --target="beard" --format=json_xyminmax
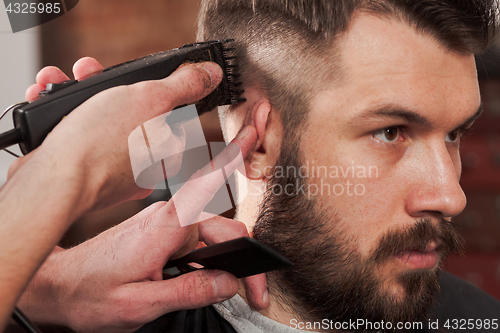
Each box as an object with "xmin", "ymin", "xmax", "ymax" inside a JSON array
[{"xmin": 252, "ymin": 141, "xmax": 465, "ymax": 332}]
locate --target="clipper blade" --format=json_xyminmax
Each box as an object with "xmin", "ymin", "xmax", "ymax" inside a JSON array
[
  {"xmin": 221, "ymin": 40, "xmax": 246, "ymax": 105},
  {"xmin": 192, "ymin": 39, "xmax": 246, "ymax": 116}
]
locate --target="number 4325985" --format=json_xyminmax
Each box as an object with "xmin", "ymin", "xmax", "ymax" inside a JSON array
[{"xmin": 6, "ymin": 3, "xmax": 61, "ymax": 14}]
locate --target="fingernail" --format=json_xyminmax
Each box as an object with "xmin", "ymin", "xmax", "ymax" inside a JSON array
[
  {"xmin": 263, "ymin": 288, "xmax": 269, "ymax": 304},
  {"xmin": 201, "ymin": 62, "xmax": 222, "ymax": 88},
  {"xmin": 213, "ymin": 273, "xmax": 234, "ymax": 299},
  {"xmin": 236, "ymin": 126, "xmax": 250, "ymax": 140}
]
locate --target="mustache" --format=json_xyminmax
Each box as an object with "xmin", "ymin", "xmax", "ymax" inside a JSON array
[{"xmin": 372, "ymin": 218, "xmax": 465, "ymax": 263}]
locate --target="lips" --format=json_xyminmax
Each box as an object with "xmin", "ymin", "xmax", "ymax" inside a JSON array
[{"xmin": 394, "ymin": 242, "xmax": 440, "ymax": 269}]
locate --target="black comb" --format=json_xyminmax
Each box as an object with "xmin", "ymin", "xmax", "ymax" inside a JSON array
[
  {"xmin": 164, "ymin": 237, "xmax": 293, "ymax": 279},
  {"xmin": 5, "ymin": 39, "xmax": 245, "ymax": 154}
]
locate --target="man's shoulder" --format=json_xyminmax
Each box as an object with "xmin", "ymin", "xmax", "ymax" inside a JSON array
[{"xmin": 430, "ymin": 271, "xmax": 500, "ymax": 320}]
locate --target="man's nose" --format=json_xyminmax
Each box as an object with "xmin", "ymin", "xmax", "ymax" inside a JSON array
[{"xmin": 405, "ymin": 143, "xmax": 467, "ymax": 219}]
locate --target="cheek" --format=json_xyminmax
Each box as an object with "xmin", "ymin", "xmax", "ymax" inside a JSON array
[{"xmin": 304, "ymin": 149, "xmax": 406, "ymax": 257}]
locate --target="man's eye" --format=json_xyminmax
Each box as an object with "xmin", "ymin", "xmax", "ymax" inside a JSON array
[
  {"xmin": 445, "ymin": 130, "xmax": 460, "ymax": 143},
  {"xmin": 374, "ymin": 127, "xmax": 401, "ymax": 143}
]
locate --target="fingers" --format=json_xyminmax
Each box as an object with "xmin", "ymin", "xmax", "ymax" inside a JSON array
[
  {"xmin": 199, "ymin": 216, "xmax": 269, "ymax": 310},
  {"xmin": 198, "ymin": 215, "xmax": 249, "ymax": 245},
  {"xmin": 25, "ymin": 66, "xmax": 69, "ymax": 101},
  {"xmin": 25, "ymin": 84, "xmax": 44, "ymax": 101},
  {"xmin": 113, "ymin": 269, "xmax": 238, "ymax": 324},
  {"xmin": 241, "ymin": 274, "xmax": 269, "ymax": 310},
  {"xmin": 35, "ymin": 66, "xmax": 70, "ymax": 87},
  {"xmin": 134, "ymin": 62, "xmax": 224, "ymax": 115},
  {"xmin": 128, "ymin": 111, "xmax": 187, "ymax": 189},
  {"xmin": 165, "ymin": 62, "xmax": 223, "ymax": 107},
  {"xmin": 72, "ymin": 57, "xmax": 104, "ymax": 80},
  {"xmin": 168, "ymin": 125, "xmax": 257, "ymax": 227},
  {"xmin": 25, "ymin": 58, "xmax": 104, "ymax": 101}
]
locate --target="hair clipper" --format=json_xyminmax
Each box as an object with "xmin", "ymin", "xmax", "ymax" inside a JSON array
[{"xmin": 1, "ymin": 39, "xmax": 244, "ymax": 155}]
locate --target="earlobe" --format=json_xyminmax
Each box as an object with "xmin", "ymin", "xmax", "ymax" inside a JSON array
[{"xmin": 244, "ymin": 101, "xmax": 281, "ymax": 180}]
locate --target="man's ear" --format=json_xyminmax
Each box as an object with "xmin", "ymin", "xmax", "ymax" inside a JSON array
[{"xmin": 245, "ymin": 101, "xmax": 282, "ymax": 180}]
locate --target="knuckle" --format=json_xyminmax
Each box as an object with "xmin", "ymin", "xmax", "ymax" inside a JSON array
[
  {"xmin": 177, "ymin": 273, "xmax": 211, "ymax": 309},
  {"xmin": 136, "ymin": 201, "xmax": 170, "ymax": 230},
  {"xmin": 163, "ymin": 201, "xmax": 178, "ymax": 222},
  {"xmin": 148, "ymin": 200, "xmax": 169, "ymax": 212}
]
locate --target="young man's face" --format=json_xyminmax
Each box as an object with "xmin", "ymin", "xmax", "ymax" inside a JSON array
[
  {"xmin": 249, "ymin": 13, "xmax": 480, "ymax": 325},
  {"xmin": 302, "ymin": 13, "xmax": 479, "ymax": 297}
]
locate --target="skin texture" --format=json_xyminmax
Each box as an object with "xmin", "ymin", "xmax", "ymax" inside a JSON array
[
  {"xmin": 226, "ymin": 13, "xmax": 480, "ymax": 329},
  {"xmin": 3, "ymin": 59, "xmax": 268, "ymax": 332}
]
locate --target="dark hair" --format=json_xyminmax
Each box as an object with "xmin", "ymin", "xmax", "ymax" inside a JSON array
[{"xmin": 197, "ymin": 0, "xmax": 498, "ymax": 139}]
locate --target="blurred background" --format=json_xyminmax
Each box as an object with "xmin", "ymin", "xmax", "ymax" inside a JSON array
[{"xmin": 0, "ymin": 0, "xmax": 499, "ymax": 330}]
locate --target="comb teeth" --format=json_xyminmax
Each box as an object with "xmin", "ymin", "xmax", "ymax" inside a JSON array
[{"xmin": 221, "ymin": 40, "xmax": 245, "ymax": 105}]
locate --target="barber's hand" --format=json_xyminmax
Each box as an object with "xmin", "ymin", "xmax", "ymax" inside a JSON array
[
  {"xmin": 17, "ymin": 125, "xmax": 269, "ymax": 333},
  {"xmin": 13, "ymin": 58, "xmax": 109, "ymax": 175},
  {"xmin": 24, "ymin": 57, "xmax": 105, "ymax": 101},
  {"xmin": 10, "ymin": 58, "xmax": 107, "ymax": 177},
  {"xmin": 10, "ymin": 57, "xmax": 219, "ymax": 212}
]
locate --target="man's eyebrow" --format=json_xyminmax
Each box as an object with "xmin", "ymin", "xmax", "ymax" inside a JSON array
[
  {"xmin": 351, "ymin": 105, "xmax": 433, "ymax": 128},
  {"xmin": 350, "ymin": 104, "xmax": 483, "ymax": 130},
  {"xmin": 456, "ymin": 104, "xmax": 483, "ymax": 130}
]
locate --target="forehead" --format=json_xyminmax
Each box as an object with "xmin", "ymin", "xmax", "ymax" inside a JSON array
[{"xmin": 312, "ymin": 13, "xmax": 480, "ymax": 126}]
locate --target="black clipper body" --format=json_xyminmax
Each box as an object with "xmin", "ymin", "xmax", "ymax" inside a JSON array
[{"xmin": 10, "ymin": 39, "xmax": 244, "ymax": 154}]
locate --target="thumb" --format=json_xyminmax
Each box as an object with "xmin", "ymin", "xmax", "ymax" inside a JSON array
[
  {"xmin": 134, "ymin": 61, "xmax": 224, "ymax": 118},
  {"xmin": 115, "ymin": 270, "xmax": 238, "ymax": 324}
]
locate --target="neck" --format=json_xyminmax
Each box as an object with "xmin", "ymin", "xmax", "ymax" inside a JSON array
[
  {"xmin": 237, "ymin": 279, "xmax": 339, "ymax": 333},
  {"xmin": 235, "ymin": 182, "xmax": 338, "ymax": 332},
  {"xmin": 237, "ymin": 279, "xmax": 294, "ymax": 325}
]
